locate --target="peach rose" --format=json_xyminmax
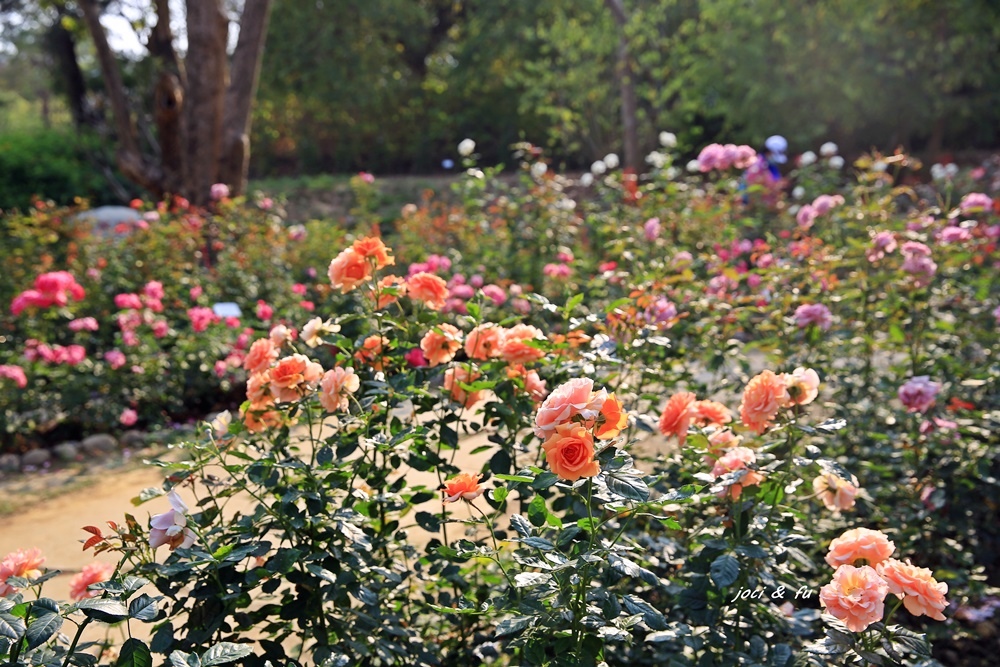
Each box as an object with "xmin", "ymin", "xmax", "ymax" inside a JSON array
[
  {"xmin": 328, "ymin": 247, "xmax": 373, "ymax": 293},
  {"xmin": 522, "ymin": 369, "xmax": 548, "ymax": 404},
  {"xmin": 443, "ymin": 364, "xmax": 483, "ymax": 407},
  {"xmin": 69, "ymin": 562, "xmax": 115, "ymax": 601},
  {"xmin": 711, "ymin": 446, "xmax": 764, "ymax": 500},
  {"xmin": 355, "ymin": 335, "xmax": 390, "ymax": 371},
  {"xmin": 819, "ymin": 565, "xmax": 889, "ymax": 632},
  {"xmin": 373, "ymin": 275, "xmax": 407, "ymax": 309},
  {"xmin": 534, "ymin": 378, "xmax": 602, "ymax": 439},
  {"xmin": 543, "ymin": 422, "xmax": 600, "ymax": 481},
  {"xmin": 658, "ymin": 391, "xmax": 697, "ymax": 444},
  {"xmin": 242, "ymin": 402, "xmax": 286, "ymax": 433},
  {"xmin": 595, "ymin": 393, "xmax": 628, "ymax": 439},
  {"xmin": 442, "ymin": 472, "xmax": 485, "ymax": 503},
  {"xmin": 500, "ymin": 324, "xmax": 546, "ymax": 365},
  {"xmin": 783, "ymin": 367, "xmax": 820, "ymax": 406},
  {"xmin": 464, "ymin": 323, "xmax": 506, "ymax": 360},
  {"xmin": 876, "ymin": 558, "xmax": 949, "ymax": 621},
  {"xmin": 692, "ymin": 400, "xmax": 732, "ymax": 428},
  {"xmin": 352, "ymin": 236, "xmax": 394, "ymax": 269},
  {"xmin": 243, "ymin": 338, "xmax": 278, "ymax": 374},
  {"xmin": 246, "ymin": 370, "xmax": 272, "ymax": 405},
  {"xmin": 319, "ymin": 366, "xmax": 360, "ymax": 412},
  {"xmin": 826, "ymin": 528, "xmax": 895, "ymax": 568},
  {"xmin": 407, "ymin": 272, "xmax": 449, "ymax": 310},
  {"xmin": 269, "ymin": 354, "xmax": 324, "ymax": 403},
  {"xmin": 739, "ymin": 370, "xmax": 789, "ymax": 434},
  {"xmin": 0, "ymin": 548, "xmax": 45, "ymax": 596},
  {"xmin": 813, "ymin": 472, "xmax": 859, "ymax": 512},
  {"xmin": 269, "ymin": 323, "xmax": 294, "ymax": 347},
  {"xmin": 421, "ymin": 324, "xmax": 463, "ymax": 367},
  {"xmin": 148, "ymin": 491, "xmax": 196, "ymax": 551}
]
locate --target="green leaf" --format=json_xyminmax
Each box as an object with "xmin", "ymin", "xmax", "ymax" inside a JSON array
[
  {"xmin": 494, "ymin": 473, "xmax": 534, "ymax": 483},
  {"xmin": 710, "ymin": 554, "xmax": 740, "ymax": 588},
  {"xmin": 494, "ymin": 616, "xmax": 532, "ymax": 639},
  {"xmin": 521, "ymin": 537, "xmax": 554, "ymax": 551},
  {"xmin": 530, "ymin": 472, "xmax": 559, "ymax": 490},
  {"xmin": 605, "ymin": 473, "xmax": 650, "ymax": 501},
  {"xmin": 76, "ymin": 598, "xmax": 129, "ymax": 623},
  {"xmin": 565, "ymin": 293, "xmax": 584, "ymax": 315},
  {"xmin": 510, "ymin": 514, "xmax": 532, "ymax": 538},
  {"xmin": 490, "ymin": 487, "xmax": 508, "ymax": 504},
  {"xmin": 201, "ymin": 642, "xmax": 253, "ymax": 666},
  {"xmin": 25, "ymin": 612, "xmax": 62, "ymax": 650},
  {"xmin": 128, "ymin": 594, "xmax": 158, "ymax": 622},
  {"xmin": 621, "ymin": 595, "xmax": 668, "ymax": 631},
  {"xmin": 169, "ymin": 651, "xmax": 201, "ymax": 667},
  {"xmin": 527, "ymin": 494, "xmax": 547, "ymax": 527},
  {"xmin": 117, "ymin": 638, "xmax": 152, "ymax": 667}
]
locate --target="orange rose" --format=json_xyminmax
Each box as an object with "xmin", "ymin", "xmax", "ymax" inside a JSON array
[
  {"xmin": 243, "ymin": 338, "xmax": 277, "ymax": 374},
  {"xmin": 594, "ymin": 393, "xmax": 628, "ymax": 439},
  {"xmin": 421, "ymin": 324, "xmax": 463, "ymax": 367},
  {"xmin": 328, "ymin": 248, "xmax": 373, "ymax": 293},
  {"xmin": 710, "ymin": 446, "xmax": 764, "ymax": 500},
  {"xmin": 658, "ymin": 391, "xmax": 696, "ymax": 444},
  {"xmin": 407, "ymin": 272, "xmax": 449, "ymax": 310},
  {"xmin": 543, "ymin": 422, "xmax": 600, "ymax": 481},
  {"xmin": 442, "ymin": 472, "xmax": 485, "ymax": 503},
  {"xmin": 819, "ymin": 565, "xmax": 888, "ymax": 632},
  {"xmin": 739, "ymin": 370, "xmax": 789, "ymax": 434},
  {"xmin": 500, "ymin": 324, "xmax": 546, "ymax": 364},
  {"xmin": 534, "ymin": 378, "xmax": 601, "ymax": 439},
  {"xmin": 242, "ymin": 403, "xmax": 285, "ymax": 433},
  {"xmin": 69, "ymin": 562, "xmax": 115, "ymax": 601},
  {"xmin": 825, "ymin": 528, "xmax": 895, "ymax": 568},
  {"xmin": 373, "ymin": 275, "xmax": 407, "ymax": 309},
  {"xmin": 464, "ymin": 323, "xmax": 506, "ymax": 360},
  {"xmin": 443, "ymin": 364, "xmax": 483, "ymax": 407},
  {"xmin": 352, "ymin": 236, "xmax": 394, "ymax": 269},
  {"xmin": 813, "ymin": 472, "xmax": 859, "ymax": 512},
  {"xmin": 355, "ymin": 335, "xmax": 390, "ymax": 371},
  {"xmin": 0, "ymin": 548, "xmax": 45, "ymax": 596},
  {"xmin": 246, "ymin": 370, "xmax": 272, "ymax": 405},
  {"xmin": 876, "ymin": 558, "xmax": 948, "ymax": 621},
  {"xmin": 692, "ymin": 400, "xmax": 732, "ymax": 428},
  {"xmin": 269, "ymin": 354, "xmax": 324, "ymax": 403}
]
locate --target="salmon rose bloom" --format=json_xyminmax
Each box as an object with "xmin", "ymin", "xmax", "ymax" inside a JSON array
[
  {"xmin": 819, "ymin": 565, "xmax": 889, "ymax": 632},
  {"xmin": 421, "ymin": 324, "xmax": 463, "ymax": 367},
  {"xmin": 813, "ymin": 472, "xmax": 859, "ymax": 512},
  {"xmin": 407, "ymin": 272, "xmax": 449, "ymax": 310},
  {"xmin": 876, "ymin": 559, "xmax": 949, "ymax": 621},
  {"xmin": 534, "ymin": 378, "xmax": 603, "ymax": 439},
  {"xmin": 443, "ymin": 365, "xmax": 483, "ymax": 407},
  {"xmin": 355, "ymin": 335, "xmax": 390, "ymax": 371},
  {"xmin": 595, "ymin": 393, "xmax": 628, "ymax": 439},
  {"xmin": 543, "ymin": 423, "xmax": 600, "ymax": 481},
  {"xmin": 246, "ymin": 370, "xmax": 272, "ymax": 405},
  {"xmin": 0, "ymin": 548, "xmax": 45, "ymax": 596},
  {"xmin": 739, "ymin": 370, "xmax": 789, "ymax": 434},
  {"xmin": 373, "ymin": 275, "xmax": 407, "ymax": 309},
  {"xmin": 658, "ymin": 391, "xmax": 696, "ymax": 444},
  {"xmin": 442, "ymin": 472, "xmax": 485, "ymax": 503},
  {"xmin": 464, "ymin": 323, "xmax": 506, "ymax": 361},
  {"xmin": 69, "ymin": 562, "xmax": 115, "ymax": 601},
  {"xmin": 711, "ymin": 446, "xmax": 764, "ymax": 499},
  {"xmin": 783, "ymin": 367, "xmax": 820, "ymax": 406},
  {"xmin": 328, "ymin": 248, "xmax": 373, "ymax": 293},
  {"xmin": 320, "ymin": 367, "xmax": 360, "ymax": 412},
  {"xmin": 826, "ymin": 528, "xmax": 895, "ymax": 568},
  {"xmin": 242, "ymin": 404, "xmax": 284, "ymax": 433},
  {"xmin": 269, "ymin": 354, "xmax": 324, "ymax": 403},
  {"xmin": 352, "ymin": 236, "xmax": 394, "ymax": 269},
  {"xmin": 692, "ymin": 399, "xmax": 732, "ymax": 428},
  {"xmin": 243, "ymin": 338, "xmax": 278, "ymax": 374},
  {"xmin": 500, "ymin": 324, "xmax": 546, "ymax": 365}
]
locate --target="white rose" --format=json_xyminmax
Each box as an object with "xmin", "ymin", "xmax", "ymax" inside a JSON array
[
  {"xmin": 792, "ymin": 185, "xmax": 805, "ymax": 200},
  {"xmin": 944, "ymin": 163, "xmax": 959, "ymax": 178},
  {"xmin": 458, "ymin": 138, "xmax": 476, "ymax": 157},
  {"xmin": 820, "ymin": 142, "xmax": 839, "ymax": 157},
  {"xmin": 646, "ymin": 151, "xmax": 667, "ymax": 169},
  {"xmin": 603, "ymin": 153, "xmax": 619, "ymax": 169},
  {"xmin": 686, "ymin": 159, "xmax": 701, "ymax": 173},
  {"xmin": 580, "ymin": 173, "xmax": 594, "ymax": 186},
  {"xmin": 591, "ymin": 160, "xmax": 607, "ymax": 175},
  {"xmin": 531, "ymin": 162, "xmax": 548, "ymax": 178},
  {"xmin": 665, "ymin": 166, "xmax": 680, "ymax": 180},
  {"xmin": 828, "ymin": 155, "xmax": 845, "ymax": 169},
  {"xmin": 659, "ymin": 131, "xmax": 677, "ymax": 148},
  {"xmin": 873, "ymin": 160, "xmax": 888, "ymax": 172},
  {"xmin": 799, "ymin": 151, "xmax": 817, "ymax": 167},
  {"xmin": 930, "ymin": 163, "xmax": 946, "ymax": 181}
]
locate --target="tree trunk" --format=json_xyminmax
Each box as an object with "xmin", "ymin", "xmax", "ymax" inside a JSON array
[
  {"xmin": 604, "ymin": 0, "xmax": 640, "ymax": 172},
  {"xmin": 183, "ymin": 0, "xmax": 229, "ymax": 205},
  {"xmin": 79, "ymin": 0, "xmax": 162, "ymax": 195},
  {"xmin": 149, "ymin": 0, "xmax": 185, "ymax": 196},
  {"xmin": 46, "ymin": 15, "xmax": 89, "ymax": 127},
  {"xmin": 219, "ymin": 0, "xmax": 275, "ymax": 196}
]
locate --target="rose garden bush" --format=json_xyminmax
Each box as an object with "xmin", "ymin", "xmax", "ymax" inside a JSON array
[{"xmin": 1, "ymin": 142, "xmax": 999, "ymax": 665}]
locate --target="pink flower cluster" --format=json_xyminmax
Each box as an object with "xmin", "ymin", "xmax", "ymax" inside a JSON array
[
  {"xmin": 0, "ymin": 365, "xmax": 27, "ymax": 388},
  {"xmin": 796, "ymin": 194, "xmax": 845, "ymax": 229},
  {"xmin": 697, "ymin": 143, "xmax": 757, "ymax": 172},
  {"xmin": 959, "ymin": 192, "xmax": 993, "ymax": 214},
  {"xmin": 867, "ymin": 231, "xmax": 897, "ymax": 262},
  {"xmin": 794, "ymin": 303, "xmax": 833, "ymax": 330},
  {"xmin": 898, "ymin": 376, "xmax": 940, "ymax": 413},
  {"xmin": 407, "ymin": 254, "xmax": 452, "ymax": 276},
  {"xmin": 23, "ymin": 339, "xmax": 86, "ymax": 366},
  {"xmin": 11, "ymin": 271, "xmax": 86, "ymax": 315},
  {"xmin": 0, "ymin": 548, "xmax": 45, "ymax": 596},
  {"xmin": 900, "ymin": 241, "xmax": 937, "ymax": 286}
]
